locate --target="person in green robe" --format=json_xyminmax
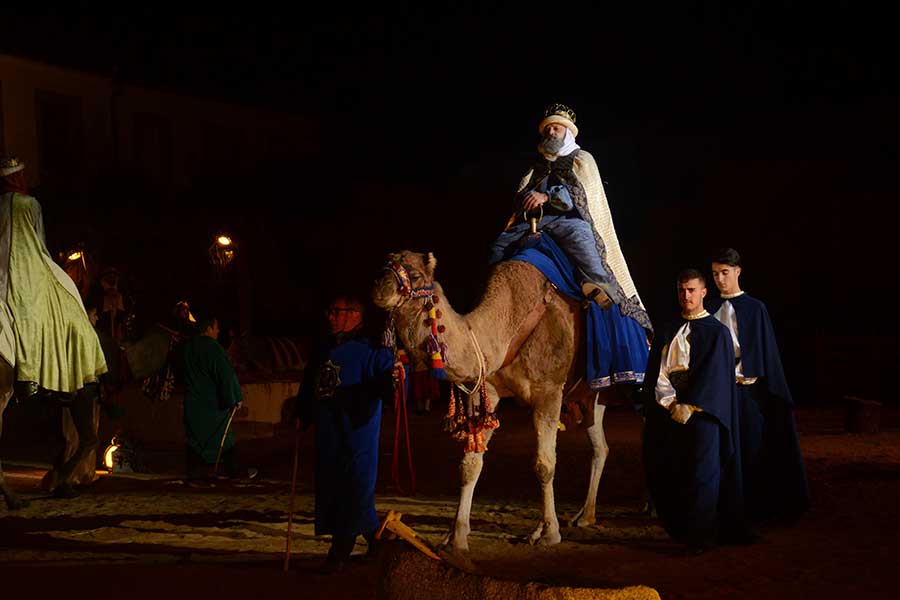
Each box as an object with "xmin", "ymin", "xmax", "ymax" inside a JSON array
[{"xmin": 179, "ymin": 315, "xmax": 251, "ymax": 484}]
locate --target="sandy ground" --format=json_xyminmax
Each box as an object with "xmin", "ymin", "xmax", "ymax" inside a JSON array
[{"xmin": 1, "ymin": 402, "xmax": 899, "ymax": 599}]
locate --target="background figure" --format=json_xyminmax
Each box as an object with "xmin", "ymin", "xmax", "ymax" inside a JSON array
[
  {"xmin": 410, "ymin": 359, "xmax": 439, "ymax": 414},
  {"xmin": 0, "ymin": 155, "xmax": 107, "ymax": 498},
  {"xmin": 295, "ymin": 295, "xmax": 396, "ymax": 573},
  {"xmin": 98, "ymin": 267, "xmax": 126, "ymax": 343},
  {"xmin": 178, "ymin": 315, "xmax": 252, "ymax": 485},
  {"xmin": 170, "ymin": 300, "xmax": 197, "ymax": 337},
  {"xmin": 642, "ymin": 269, "xmax": 751, "ymax": 554},
  {"xmin": 708, "ymin": 248, "xmax": 809, "ymax": 522}
]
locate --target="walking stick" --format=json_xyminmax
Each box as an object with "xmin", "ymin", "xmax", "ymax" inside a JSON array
[
  {"xmin": 213, "ymin": 405, "xmax": 238, "ymax": 476},
  {"xmin": 283, "ymin": 418, "xmax": 301, "ymax": 572}
]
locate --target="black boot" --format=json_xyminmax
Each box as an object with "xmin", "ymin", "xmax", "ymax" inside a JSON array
[{"xmin": 363, "ymin": 530, "xmax": 379, "ymax": 561}]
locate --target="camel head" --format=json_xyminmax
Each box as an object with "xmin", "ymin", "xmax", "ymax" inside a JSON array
[{"xmin": 372, "ymin": 250, "xmax": 438, "ymax": 310}]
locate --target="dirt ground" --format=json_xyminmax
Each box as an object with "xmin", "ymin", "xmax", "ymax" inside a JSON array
[{"xmin": 1, "ymin": 400, "xmax": 898, "ymax": 599}]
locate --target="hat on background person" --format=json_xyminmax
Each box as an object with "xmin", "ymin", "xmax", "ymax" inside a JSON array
[{"xmin": 0, "ymin": 155, "xmax": 25, "ymax": 177}]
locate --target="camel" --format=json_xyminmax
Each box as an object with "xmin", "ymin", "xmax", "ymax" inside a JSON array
[{"xmin": 373, "ymin": 251, "xmax": 638, "ymax": 551}]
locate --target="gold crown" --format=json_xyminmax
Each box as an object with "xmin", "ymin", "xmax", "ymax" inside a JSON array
[{"xmin": 543, "ymin": 103, "xmax": 576, "ymax": 125}]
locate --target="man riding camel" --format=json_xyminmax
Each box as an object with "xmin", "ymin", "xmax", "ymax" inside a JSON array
[
  {"xmin": 489, "ymin": 103, "xmax": 651, "ymax": 332},
  {"xmin": 0, "ymin": 155, "xmax": 107, "ymax": 499}
]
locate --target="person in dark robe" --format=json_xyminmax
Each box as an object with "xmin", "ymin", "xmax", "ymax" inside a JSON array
[
  {"xmin": 642, "ymin": 268, "xmax": 752, "ymax": 554},
  {"xmin": 179, "ymin": 315, "xmax": 252, "ymax": 485},
  {"xmin": 295, "ymin": 295, "xmax": 396, "ymax": 573},
  {"xmin": 708, "ymin": 248, "xmax": 810, "ymax": 522}
]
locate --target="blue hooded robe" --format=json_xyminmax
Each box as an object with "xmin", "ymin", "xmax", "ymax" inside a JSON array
[{"xmin": 707, "ymin": 293, "xmax": 810, "ymax": 521}]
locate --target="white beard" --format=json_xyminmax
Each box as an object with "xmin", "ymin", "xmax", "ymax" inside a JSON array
[{"xmin": 538, "ymin": 128, "xmax": 580, "ymax": 160}]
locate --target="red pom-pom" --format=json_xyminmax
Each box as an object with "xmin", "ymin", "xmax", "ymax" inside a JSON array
[
  {"xmin": 433, "ymin": 295, "xmax": 440, "ymax": 304},
  {"xmin": 435, "ymin": 309, "xmax": 443, "ymax": 319},
  {"xmin": 437, "ymin": 325, "xmax": 446, "ymax": 333}
]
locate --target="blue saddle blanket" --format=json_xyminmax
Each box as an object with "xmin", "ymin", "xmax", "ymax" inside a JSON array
[{"xmin": 507, "ymin": 233, "xmax": 648, "ymax": 390}]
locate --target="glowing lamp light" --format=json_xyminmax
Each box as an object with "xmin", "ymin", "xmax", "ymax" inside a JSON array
[
  {"xmin": 209, "ymin": 234, "xmax": 237, "ymax": 276},
  {"xmin": 103, "ymin": 439, "xmax": 120, "ymax": 471},
  {"xmin": 67, "ymin": 251, "xmax": 83, "ymax": 262}
]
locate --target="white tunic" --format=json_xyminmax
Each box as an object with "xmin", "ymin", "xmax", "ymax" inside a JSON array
[
  {"xmin": 655, "ymin": 311, "xmax": 710, "ymax": 410},
  {"xmin": 713, "ymin": 291, "xmax": 758, "ymax": 385}
]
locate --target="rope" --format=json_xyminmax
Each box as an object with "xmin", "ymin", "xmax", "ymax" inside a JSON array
[
  {"xmin": 455, "ymin": 326, "xmax": 486, "ymax": 396},
  {"xmin": 391, "ymin": 367, "xmax": 416, "ymax": 495}
]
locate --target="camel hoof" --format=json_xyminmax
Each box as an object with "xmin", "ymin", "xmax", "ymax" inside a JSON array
[
  {"xmin": 567, "ymin": 508, "xmax": 596, "ymax": 528},
  {"xmin": 570, "ymin": 515, "xmax": 596, "ymax": 528},
  {"xmin": 441, "ymin": 532, "xmax": 469, "ymax": 553},
  {"xmin": 536, "ymin": 532, "xmax": 562, "ymax": 546}
]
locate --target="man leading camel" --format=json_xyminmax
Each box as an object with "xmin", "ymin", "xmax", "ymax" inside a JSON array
[
  {"xmin": 295, "ymin": 295, "xmax": 398, "ymax": 572},
  {"xmin": 489, "ymin": 103, "xmax": 651, "ymax": 331}
]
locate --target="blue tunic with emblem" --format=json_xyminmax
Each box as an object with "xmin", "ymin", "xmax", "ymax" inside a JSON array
[{"xmin": 297, "ymin": 333, "xmax": 394, "ymax": 539}]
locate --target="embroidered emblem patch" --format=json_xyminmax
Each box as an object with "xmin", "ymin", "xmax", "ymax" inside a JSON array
[{"xmin": 316, "ymin": 360, "xmax": 342, "ymax": 400}]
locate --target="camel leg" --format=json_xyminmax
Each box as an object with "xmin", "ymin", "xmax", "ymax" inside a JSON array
[
  {"xmin": 442, "ymin": 390, "xmax": 502, "ymax": 553},
  {"xmin": 528, "ymin": 392, "xmax": 563, "ymax": 546},
  {"xmin": 0, "ymin": 365, "xmax": 28, "ymax": 510},
  {"xmin": 47, "ymin": 385, "xmax": 100, "ymax": 492},
  {"xmin": 569, "ymin": 402, "xmax": 608, "ymax": 527},
  {"xmin": 442, "ymin": 427, "xmax": 497, "ymax": 552}
]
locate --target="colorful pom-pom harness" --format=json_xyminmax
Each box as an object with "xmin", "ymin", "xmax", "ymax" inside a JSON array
[{"xmin": 381, "ymin": 259, "xmax": 499, "ymax": 453}]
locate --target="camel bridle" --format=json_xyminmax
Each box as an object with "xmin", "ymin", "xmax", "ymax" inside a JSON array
[{"xmin": 384, "ymin": 261, "xmax": 435, "ymax": 307}]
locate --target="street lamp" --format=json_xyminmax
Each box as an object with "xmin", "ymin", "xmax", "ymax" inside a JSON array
[{"xmin": 209, "ymin": 232, "xmax": 236, "ymax": 277}]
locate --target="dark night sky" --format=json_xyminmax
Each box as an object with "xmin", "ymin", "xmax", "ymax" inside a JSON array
[{"xmin": 4, "ymin": 6, "xmax": 898, "ymax": 403}]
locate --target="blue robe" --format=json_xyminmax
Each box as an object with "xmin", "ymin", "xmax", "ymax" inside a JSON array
[
  {"xmin": 506, "ymin": 233, "xmax": 649, "ymax": 389},
  {"xmin": 707, "ymin": 293, "xmax": 810, "ymax": 521},
  {"xmin": 642, "ymin": 315, "xmax": 747, "ymax": 547},
  {"xmin": 297, "ymin": 333, "xmax": 394, "ymax": 539}
]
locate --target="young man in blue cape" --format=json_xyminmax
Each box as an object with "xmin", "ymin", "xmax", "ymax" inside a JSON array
[
  {"xmin": 707, "ymin": 248, "xmax": 810, "ymax": 522},
  {"xmin": 296, "ymin": 296, "xmax": 396, "ymax": 573},
  {"xmin": 642, "ymin": 269, "xmax": 752, "ymax": 554}
]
